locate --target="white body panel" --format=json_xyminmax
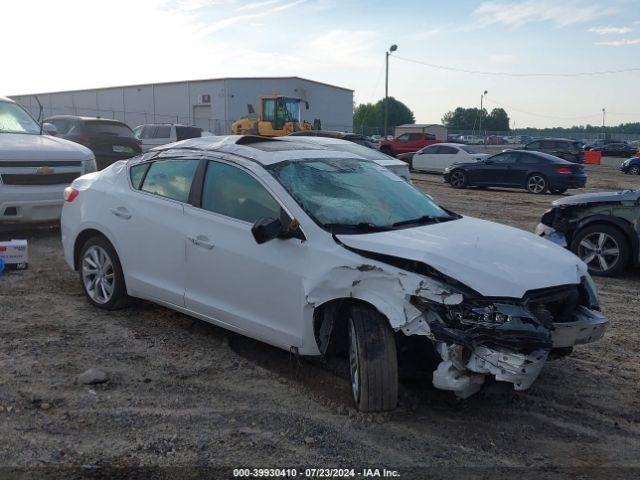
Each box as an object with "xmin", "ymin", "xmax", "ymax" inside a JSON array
[{"xmin": 412, "ymin": 143, "xmax": 489, "ymax": 173}]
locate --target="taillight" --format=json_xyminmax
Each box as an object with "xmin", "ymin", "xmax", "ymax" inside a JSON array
[
  {"xmin": 64, "ymin": 187, "xmax": 79, "ymax": 202},
  {"xmin": 556, "ymin": 167, "xmax": 572, "ymax": 174},
  {"xmin": 76, "ymin": 135, "xmax": 91, "ymax": 146}
]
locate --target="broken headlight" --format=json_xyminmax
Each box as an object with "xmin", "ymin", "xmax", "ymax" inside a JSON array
[{"xmin": 581, "ymin": 273, "xmax": 600, "ymax": 309}]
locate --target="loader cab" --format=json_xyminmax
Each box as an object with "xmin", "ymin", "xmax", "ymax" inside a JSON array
[{"xmin": 261, "ymin": 96, "xmax": 306, "ymax": 131}]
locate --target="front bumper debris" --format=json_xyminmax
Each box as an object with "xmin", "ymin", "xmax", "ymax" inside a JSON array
[
  {"xmin": 552, "ymin": 306, "xmax": 608, "ymax": 348},
  {"xmin": 535, "ymin": 222, "xmax": 568, "ymax": 247}
]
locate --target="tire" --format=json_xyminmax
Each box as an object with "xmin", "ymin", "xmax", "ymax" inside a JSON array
[
  {"xmin": 79, "ymin": 236, "xmax": 131, "ymax": 309},
  {"xmin": 550, "ymin": 187, "xmax": 568, "ymax": 195},
  {"xmin": 348, "ymin": 305, "xmax": 398, "ymax": 412},
  {"xmin": 570, "ymin": 224, "xmax": 630, "ymax": 277},
  {"xmin": 629, "ymin": 166, "xmax": 640, "ymax": 175},
  {"xmin": 449, "ymin": 169, "xmax": 468, "ymax": 189},
  {"xmin": 526, "ymin": 173, "xmax": 548, "ymax": 194}
]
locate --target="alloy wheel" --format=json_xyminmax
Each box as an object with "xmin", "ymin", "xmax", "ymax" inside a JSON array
[
  {"xmin": 348, "ymin": 318, "xmax": 360, "ymax": 403},
  {"xmin": 81, "ymin": 246, "xmax": 115, "ymax": 304},
  {"xmin": 527, "ymin": 175, "xmax": 546, "ymax": 194},
  {"xmin": 450, "ymin": 171, "xmax": 466, "ymax": 188},
  {"xmin": 578, "ymin": 232, "xmax": 620, "ymax": 273},
  {"xmin": 629, "ymin": 166, "xmax": 640, "ymax": 175}
]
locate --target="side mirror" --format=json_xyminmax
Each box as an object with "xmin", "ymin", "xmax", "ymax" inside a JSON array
[
  {"xmin": 485, "ymin": 159, "xmax": 494, "ymax": 164},
  {"xmin": 252, "ymin": 217, "xmax": 284, "ymax": 244},
  {"xmin": 42, "ymin": 122, "xmax": 58, "ymax": 136}
]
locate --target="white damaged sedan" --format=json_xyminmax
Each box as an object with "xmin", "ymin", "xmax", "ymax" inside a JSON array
[{"xmin": 61, "ymin": 135, "xmax": 608, "ymax": 411}]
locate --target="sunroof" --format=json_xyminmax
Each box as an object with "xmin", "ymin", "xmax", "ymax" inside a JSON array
[{"xmin": 236, "ymin": 137, "xmax": 325, "ymax": 152}]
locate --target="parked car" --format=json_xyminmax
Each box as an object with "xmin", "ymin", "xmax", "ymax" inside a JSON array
[
  {"xmin": 592, "ymin": 142, "xmax": 638, "ymax": 157},
  {"xmin": 485, "ymin": 135, "xmax": 507, "ymax": 145},
  {"xmin": 443, "ymin": 150, "xmax": 587, "ymax": 194},
  {"xmin": 0, "ymin": 96, "xmax": 96, "ymax": 223},
  {"xmin": 620, "ymin": 156, "xmax": 640, "ymax": 175},
  {"xmin": 45, "ymin": 116, "xmax": 142, "ymax": 170},
  {"xmin": 410, "ymin": 143, "xmax": 489, "ymax": 173},
  {"xmin": 536, "ymin": 190, "xmax": 640, "ymax": 276},
  {"xmin": 379, "ymin": 132, "xmax": 440, "ymax": 156},
  {"xmin": 457, "ymin": 135, "xmax": 484, "ymax": 145},
  {"xmin": 584, "ymin": 139, "xmax": 619, "ymax": 151},
  {"xmin": 279, "ymin": 135, "xmax": 410, "ymax": 182},
  {"xmin": 61, "ymin": 135, "xmax": 607, "ymax": 410},
  {"xmin": 133, "ymin": 124, "xmax": 204, "ymax": 152},
  {"xmin": 523, "ymin": 138, "xmax": 584, "ymax": 163},
  {"xmin": 288, "ymin": 130, "xmax": 377, "ymax": 149}
]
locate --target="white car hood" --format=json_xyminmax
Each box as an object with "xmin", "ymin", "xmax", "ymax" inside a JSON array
[
  {"xmin": 337, "ymin": 216, "xmax": 586, "ymax": 298},
  {"xmin": 0, "ymin": 133, "xmax": 93, "ymax": 161}
]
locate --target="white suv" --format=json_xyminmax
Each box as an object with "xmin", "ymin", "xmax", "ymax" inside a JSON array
[
  {"xmin": 0, "ymin": 96, "xmax": 96, "ymax": 223},
  {"xmin": 61, "ymin": 135, "xmax": 608, "ymax": 411},
  {"xmin": 133, "ymin": 124, "xmax": 204, "ymax": 152}
]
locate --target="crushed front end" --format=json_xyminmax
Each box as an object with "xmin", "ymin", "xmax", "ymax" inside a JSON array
[{"xmin": 403, "ymin": 276, "xmax": 608, "ymax": 398}]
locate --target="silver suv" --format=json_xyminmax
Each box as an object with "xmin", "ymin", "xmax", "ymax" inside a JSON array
[{"xmin": 0, "ymin": 96, "xmax": 96, "ymax": 223}]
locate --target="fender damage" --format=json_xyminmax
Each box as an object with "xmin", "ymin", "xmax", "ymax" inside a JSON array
[{"xmin": 306, "ymin": 250, "xmax": 608, "ymax": 399}]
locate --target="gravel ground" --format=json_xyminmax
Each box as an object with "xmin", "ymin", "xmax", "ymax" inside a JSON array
[{"xmin": 0, "ymin": 159, "xmax": 639, "ymax": 475}]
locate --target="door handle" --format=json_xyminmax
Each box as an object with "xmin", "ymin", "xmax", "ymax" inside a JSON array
[
  {"xmin": 110, "ymin": 207, "xmax": 131, "ymax": 220},
  {"xmin": 187, "ymin": 235, "xmax": 215, "ymax": 250}
]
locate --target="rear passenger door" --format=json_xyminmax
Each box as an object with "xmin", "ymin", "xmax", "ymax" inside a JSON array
[
  {"xmin": 116, "ymin": 157, "xmax": 200, "ymax": 305},
  {"xmin": 412, "ymin": 145, "xmax": 440, "ymax": 171}
]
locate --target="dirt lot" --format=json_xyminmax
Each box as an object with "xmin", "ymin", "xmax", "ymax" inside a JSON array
[{"xmin": 1, "ymin": 160, "xmax": 639, "ymax": 475}]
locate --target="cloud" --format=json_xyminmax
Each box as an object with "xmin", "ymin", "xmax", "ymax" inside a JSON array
[
  {"xmin": 197, "ymin": 0, "xmax": 306, "ymax": 34},
  {"xmin": 488, "ymin": 53, "xmax": 515, "ymax": 63},
  {"xmin": 594, "ymin": 38, "xmax": 640, "ymax": 46},
  {"xmin": 473, "ymin": 1, "xmax": 614, "ymax": 27},
  {"xmin": 589, "ymin": 26, "xmax": 632, "ymax": 35}
]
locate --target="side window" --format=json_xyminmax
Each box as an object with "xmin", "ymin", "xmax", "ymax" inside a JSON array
[
  {"xmin": 425, "ymin": 133, "xmax": 436, "ymax": 140},
  {"xmin": 201, "ymin": 161, "xmax": 282, "ymax": 223},
  {"xmin": 155, "ymin": 126, "xmax": 171, "ymax": 138},
  {"xmin": 130, "ymin": 163, "xmax": 150, "ymax": 189},
  {"xmin": 492, "ymin": 152, "xmax": 519, "ymax": 164},
  {"xmin": 51, "ymin": 119, "xmax": 71, "ymax": 134},
  {"xmin": 132, "ymin": 126, "xmax": 144, "ymax": 139},
  {"xmin": 518, "ymin": 155, "xmax": 540, "ymax": 166},
  {"xmin": 409, "ymin": 133, "xmax": 422, "ymax": 141},
  {"xmin": 396, "ymin": 133, "xmax": 410, "ymax": 141},
  {"xmin": 139, "ymin": 126, "xmax": 156, "ymax": 139},
  {"xmin": 439, "ymin": 146, "xmax": 458, "ymax": 154},
  {"xmin": 263, "ymin": 99, "xmax": 276, "ymax": 123},
  {"xmin": 140, "ymin": 159, "xmax": 199, "ymax": 202},
  {"xmin": 420, "ymin": 145, "xmax": 439, "ymax": 154}
]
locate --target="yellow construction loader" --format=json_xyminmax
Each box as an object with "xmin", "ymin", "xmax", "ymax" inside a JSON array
[{"xmin": 231, "ymin": 96, "xmax": 316, "ymax": 137}]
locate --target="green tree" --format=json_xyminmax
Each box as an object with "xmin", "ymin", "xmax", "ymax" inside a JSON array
[
  {"xmin": 442, "ymin": 106, "xmax": 510, "ymax": 132},
  {"xmin": 353, "ymin": 97, "xmax": 415, "ymax": 135},
  {"xmin": 485, "ymin": 108, "xmax": 510, "ymax": 131}
]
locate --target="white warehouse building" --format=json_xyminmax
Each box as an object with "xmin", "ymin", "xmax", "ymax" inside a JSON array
[{"xmin": 10, "ymin": 76, "xmax": 354, "ymax": 135}]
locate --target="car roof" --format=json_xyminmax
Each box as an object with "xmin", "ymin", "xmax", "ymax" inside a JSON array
[
  {"xmin": 146, "ymin": 135, "xmax": 366, "ymax": 166},
  {"xmin": 44, "ymin": 115, "xmax": 129, "ymax": 125},
  {"xmin": 504, "ymin": 149, "xmax": 570, "ymax": 163}
]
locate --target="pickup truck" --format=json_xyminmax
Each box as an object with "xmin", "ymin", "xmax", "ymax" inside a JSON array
[{"xmin": 379, "ymin": 132, "xmax": 440, "ymax": 156}]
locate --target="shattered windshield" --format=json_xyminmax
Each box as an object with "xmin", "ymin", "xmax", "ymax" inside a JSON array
[
  {"xmin": 267, "ymin": 158, "xmax": 455, "ymax": 233},
  {"xmin": 0, "ymin": 101, "xmax": 41, "ymax": 135}
]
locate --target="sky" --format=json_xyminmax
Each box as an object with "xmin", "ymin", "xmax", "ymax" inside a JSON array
[{"xmin": 3, "ymin": 0, "xmax": 640, "ymax": 128}]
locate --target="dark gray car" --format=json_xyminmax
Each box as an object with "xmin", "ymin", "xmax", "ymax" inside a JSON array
[
  {"xmin": 524, "ymin": 138, "xmax": 584, "ymax": 163},
  {"xmin": 536, "ymin": 190, "xmax": 640, "ymax": 276}
]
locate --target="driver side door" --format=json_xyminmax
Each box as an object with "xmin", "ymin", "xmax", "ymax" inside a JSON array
[{"xmin": 183, "ymin": 159, "xmax": 307, "ymax": 349}]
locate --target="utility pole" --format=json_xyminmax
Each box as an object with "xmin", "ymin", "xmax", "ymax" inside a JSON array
[
  {"xmin": 479, "ymin": 90, "xmax": 488, "ymax": 136},
  {"xmin": 384, "ymin": 44, "xmax": 398, "ymax": 139},
  {"xmin": 602, "ymin": 108, "xmax": 606, "ymax": 138}
]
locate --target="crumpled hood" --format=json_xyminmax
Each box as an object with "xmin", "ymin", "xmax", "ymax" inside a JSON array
[
  {"xmin": 337, "ymin": 216, "xmax": 586, "ymax": 298},
  {"xmin": 0, "ymin": 133, "xmax": 93, "ymax": 161},
  {"xmin": 552, "ymin": 189, "xmax": 640, "ymax": 206}
]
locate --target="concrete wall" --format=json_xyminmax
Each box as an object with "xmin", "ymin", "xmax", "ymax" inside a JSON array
[{"xmin": 11, "ymin": 77, "xmax": 353, "ymax": 135}]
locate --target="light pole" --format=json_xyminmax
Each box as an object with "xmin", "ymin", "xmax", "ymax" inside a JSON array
[
  {"xmin": 602, "ymin": 108, "xmax": 606, "ymax": 138},
  {"xmin": 384, "ymin": 44, "xmax": 398, "ymax": 139},
  {"xmin": 479, "ymin": 90, "xmax": 488, "ymax": 136}
]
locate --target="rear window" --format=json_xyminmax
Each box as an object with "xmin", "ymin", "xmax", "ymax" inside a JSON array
[
  {"xmin": 140, "ymin": 159, "xmax": 199, "ymax": 202},
  {"xmin": 154, "ymin": 126, "xmax": 171, "ymax": 138},
  {"xmin": 175, "ymin": 126, "xmax": 202, "ymax": 141},
  {"xmin": 85, "ymin": 121, "xmax": 134, "ymax": 138}
]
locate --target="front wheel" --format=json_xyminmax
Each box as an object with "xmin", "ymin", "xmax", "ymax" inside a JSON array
[
  {"xmin": 79, "ymin": 236, "xmax": 130, "ymax": 309},
  {"xmin": 449, "ymin": 169, "xmax": 468, "ymax": 189},
  {"xmin": 628, "ymin": 166, "xmax": 640, "ymax": 175},
  {"xmin": 570, "ymin": 224, "xmax": 630, "ymax": 276},
  {"xmin": 526, "ymin": 174, "xmax": 548, "ymax": 194},
  {"xmin": 348, "ymin": 306, "xmax": 398, "ymax": 412}
]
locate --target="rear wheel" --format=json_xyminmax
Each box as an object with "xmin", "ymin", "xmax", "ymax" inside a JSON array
[
  {"xmin": 79, "ymin": 236, "xmax": 130, "ymax": 309},
  {"xmin": 628, "ymin": 166, "xmax": 640, "ymax": 175},
  {"xmin": 570, "ymin": 224, "xmax": 630, "ymax": 276},
  {"xmin": 526, "ymin": 173, "xmax": 548, "ymax": 194},
  {"xmin": 348, "ymin": 305, "xmax": 398, "ymax": 412},
  {"xmin": 449, "ymin": 169, "xmax": 468, "ymax": 189}
]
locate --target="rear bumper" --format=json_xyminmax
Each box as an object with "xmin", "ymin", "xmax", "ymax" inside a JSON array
[
  {"xmin": 549, "ymin": 174, "xmax": 586, "ymax": 189},
  {"xmin": 0, "ymin": 185, "xmax": 65, "ymax": 223}
]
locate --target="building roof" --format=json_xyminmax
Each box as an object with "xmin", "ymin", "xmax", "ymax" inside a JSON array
[{"xmin": 10, "ymin": 76, "xmax": 353, "ymax": 97}]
